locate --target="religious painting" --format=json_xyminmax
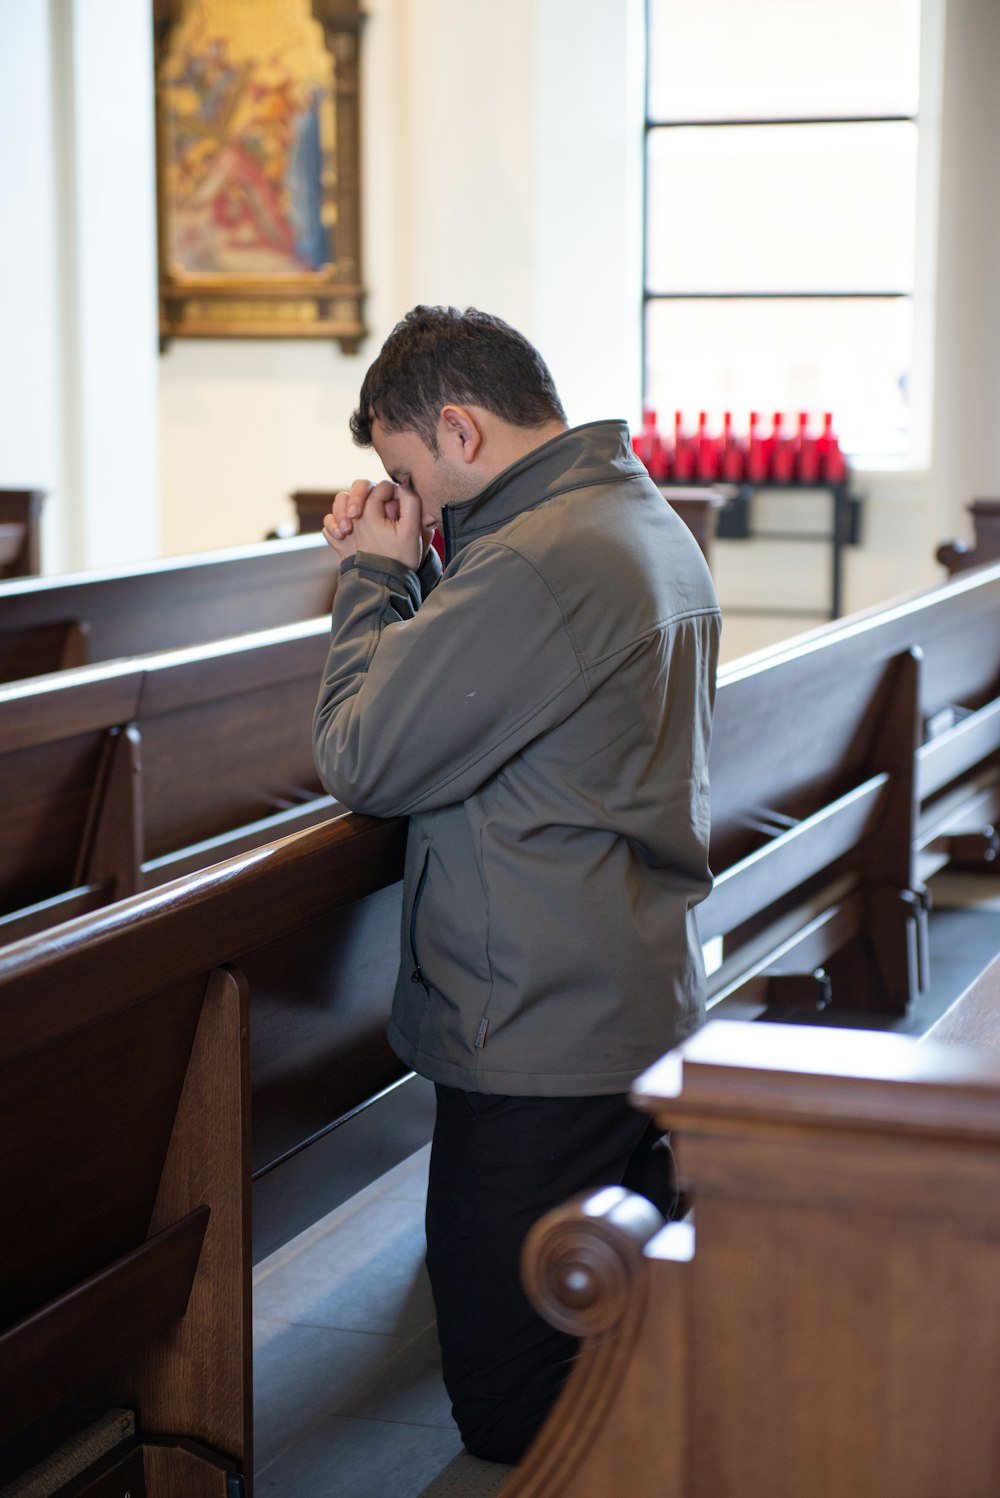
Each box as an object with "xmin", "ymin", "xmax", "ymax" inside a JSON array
[{"xmin": 153, "ymin": 0, "xmax": 365, "ymax": 350}]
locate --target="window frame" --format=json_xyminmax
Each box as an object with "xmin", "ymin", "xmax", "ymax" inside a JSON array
[{"xmin": 641, "ymin": 0, "xmax": 932, "ymax": 469}]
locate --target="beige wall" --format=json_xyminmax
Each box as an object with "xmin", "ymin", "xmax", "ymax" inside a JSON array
[{"xmin": 931, "ymin": 0, "xmax": 1000, "ymax": 546}]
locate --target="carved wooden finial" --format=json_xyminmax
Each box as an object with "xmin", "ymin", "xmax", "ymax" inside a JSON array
[{"xmin": 520, "ymin": 1186, "xmax": 663, "ymax": 1338}]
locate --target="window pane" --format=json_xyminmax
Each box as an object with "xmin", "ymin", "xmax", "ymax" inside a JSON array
[
  {"xmin": 648, "ymin": 0, "xmax": 921, "ymax": 121},
  {"xmin": 644, "ymin": 296, "xmax": 913, "ymax": 459},
  {"xmin": 647, "ymin": 122, "xmax": 917, "ymax": 294}
]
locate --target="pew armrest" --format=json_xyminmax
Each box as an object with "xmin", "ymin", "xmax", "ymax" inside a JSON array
[{"xmin": 499, "ymin": 1189, "xmax": 690, "ymax": 1498}]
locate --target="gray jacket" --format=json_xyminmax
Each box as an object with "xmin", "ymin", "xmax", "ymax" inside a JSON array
[{"xmin": 313, "ymin": 420, "xmax": 721, "ymax": 1095}]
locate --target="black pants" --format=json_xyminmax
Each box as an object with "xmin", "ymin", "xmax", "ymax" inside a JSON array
[{"xmin": 424, "ymin": 1086, "xmax": 677, "ymax": 1464}]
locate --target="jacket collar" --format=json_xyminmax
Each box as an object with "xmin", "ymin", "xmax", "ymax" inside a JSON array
[{"xmin": 440, "ymin": 419, "xmax": 645, "ymax": 564}]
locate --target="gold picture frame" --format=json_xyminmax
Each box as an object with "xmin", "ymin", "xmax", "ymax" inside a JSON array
[{"xmin": 153, "ymin": 0, "xmax": 365, "ymax": 351}]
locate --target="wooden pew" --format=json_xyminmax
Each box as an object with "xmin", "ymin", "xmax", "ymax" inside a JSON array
[
  {"xmin": 504, "ymin": 1018, "xmax": 1000, "ymax": 1498},
  {"xmin": 0, "ymin": 618, "xmax": 336, "ymax": 944},
  {"xmin": 706, "ymin": 559, "xmax": 1000, "ymax": 1023},
  {"xmin": 707, "ymin": 625, "xmax": 921, "ymax": 1020},
  {"xmin": 4, "ymin": 555, "xmax": 998, "ymax": 1002},
  {"xmin": 3, "ymin": 557, "xmax": 997, "ymax": 1488},
  {"xmin": 0, "ymin": 584, "xmax": 924, "ymax": 1017},
  {"xmin": 936, "ymin": 496, "xmax": 1000, "ymax": 576},
  {"xmin": 0, "ymin": 808, "xmax": 426, "ymax": 1264},
  {"xmin": 0, "ymin": 489, "xmax": 44, "ymax": 581},
  {"xmin": 288, "ymin": 488, "xmax": 337, "ymax": 534},
  {"xmin": 0, "ymin": 532, "xmax": 335, "ymax": 684},
  {"xmin": 763, "ymin": 560, "xmax": 1000, "ymax": 879},
  {"xmin": 0, "ymin": 807, "xmax": 432, "ymax": 1488},
  {"xmin": 0, "ymin": 922, "xmax": 251, "ymax": 1491}
]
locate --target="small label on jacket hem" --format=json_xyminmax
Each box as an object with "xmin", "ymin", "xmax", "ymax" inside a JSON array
[{"xmin": 475, "ymin": 1017, "xmax": 489, "ymax": 1048}]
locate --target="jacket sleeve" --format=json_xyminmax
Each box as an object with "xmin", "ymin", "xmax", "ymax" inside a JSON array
[{"xmin": 313, "ymin": 539, "xmax": 588, "ymax": 817}]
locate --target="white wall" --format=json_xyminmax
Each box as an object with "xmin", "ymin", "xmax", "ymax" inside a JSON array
[
  {"xmin": 158, "ymin": 0, "xmax": 645, "ymax": 555},
  {"xmin": 388, "ymin": 0, "xmax": 539, "ymax": 322},
  {"xmin": 534, "ymin": 0, "xmax": 645, "ymax": 427},
  {"xmin": 0, "ymin": 0, "xmax": 159, "ymax": 575},
  {"xmin": 64, "ymin": 0, "xmax": 160, "ymax": 569},
  {"xmin": 0, "ymin": 2, "xmax": 62, "ymax": 565},
  {"xmin": 158, "ymin": 0, "xmax": 402, "ymax": 554},
  {"xmin": 931, "ymin": 0, "xmax": 1000, "ymax": 547}
]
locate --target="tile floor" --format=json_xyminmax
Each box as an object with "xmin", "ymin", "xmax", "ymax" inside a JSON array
[
  {"xmin": 251, "ymin": 878, "xmax": 1000, "ymax": 1498},
  {"xmin": 252, "ymin": 1145, "xmax": 459, "ymax": 1496}
]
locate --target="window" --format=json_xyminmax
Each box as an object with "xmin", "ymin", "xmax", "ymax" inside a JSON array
[{"xmin": 644, "ymin": 0, "xmax": 923, "ymax": 464}]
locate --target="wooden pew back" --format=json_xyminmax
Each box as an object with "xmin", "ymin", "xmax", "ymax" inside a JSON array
[
  {"xmin": 0, "ymin": 490, "xmax": 44, "ymax": 581},
  {"xmin": 0, "ymin": 533, "xmax": 335, "ymax": 683},
  {"xmin": 936, "ymin": 497, "xmax": 1000, "ymax": 576},
  {"xmin": 705, "ymin": 561, "xmax": 1000, "ymax": 1017},
  {"xmin": 725, "ymin": 559, "xmax": 1000, "ymax": 844},
  {"xmin": 0, "ymin": 619, "xmax": 333, "ymax": 941},
  {"xmin": 706, "ymin": 637, "xmax": 920, "ymax": 1016}
]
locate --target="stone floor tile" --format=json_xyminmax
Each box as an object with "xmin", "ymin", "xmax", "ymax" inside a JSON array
[
  {"xmin": 253, "ymin": 1193, "xmax": 435, "ymax": 1337},
  {"xmin": 253, "ymin": 1319, "xmax": 399, "ymax": 1471},
  {"xmin": 333, "ymin": 1323, "xmax": 454, "ymax": 1429},
  {"xmin": 254, "ymin": 1412, "xmax": 463, "ymax": 1497}
]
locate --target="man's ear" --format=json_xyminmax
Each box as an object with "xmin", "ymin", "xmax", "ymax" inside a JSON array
[{"xmin": 439, "ymin": 404, "xmax": 482, "ymax": 464}]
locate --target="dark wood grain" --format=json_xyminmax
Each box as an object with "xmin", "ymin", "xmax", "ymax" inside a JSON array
[
  {"xmin": 706, "ymin": 564, "xmax": 1000, "ymax": 1017},
  {"xmin": 0, "ymin": 490, "xmax": 44, "ymax": 580},
  {"xmin": 0, "ymin": 619, "xmax": 89, "ymax": 683},
  {"xmin": 0, "ymin": 532, "xmax": 336, "ymax": 682},
  {"xmin": 129, "ymin": 967, "xmax": 253, "ymax": 1473},
  {"xmin": 0, "ymin": 953, "xmax": 251, "ymax": 1489},
  {"xmin": 0, "ymin": 619, "xmax": 332, "ymax": 925},
  {"xmin": 0, "ymin": 809, "xmax": 411, "ymax": 1268},
  {"xmin": 0, "ymin": 1210, "xmax": 209, "ymax": 1444},
  {"xmin": 937, "ymin": 497, "xmax": 1000, "ymax": 576}
]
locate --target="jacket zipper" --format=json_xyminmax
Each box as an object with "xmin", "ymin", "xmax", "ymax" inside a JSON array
[{"xmin": 409, "ymin": 848, "xmax": 430, "ymax": 990}]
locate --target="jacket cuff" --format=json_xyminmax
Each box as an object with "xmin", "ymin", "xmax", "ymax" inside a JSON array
[
  {"xmin": 352, "ymin": 550, "xmax": 423, "ymax": 612},
  {"xmin": 417, "ymin": 546, "xmax": 443, "ymax": 597}
]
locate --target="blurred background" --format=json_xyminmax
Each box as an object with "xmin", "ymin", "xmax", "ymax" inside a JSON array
[{"xmin": 2, "ymin": 0, "xmax": 996, "ymax": 661}]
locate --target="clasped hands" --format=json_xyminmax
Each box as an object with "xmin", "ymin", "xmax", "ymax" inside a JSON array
[{"xmin": 323, "ymin": 479, "xmax": 436, "ymax": 571}]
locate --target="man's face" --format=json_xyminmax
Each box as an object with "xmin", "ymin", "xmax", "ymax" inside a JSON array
[{"xmin": 370, "ymin": 417, "xmax": 481, "ymax": 531}]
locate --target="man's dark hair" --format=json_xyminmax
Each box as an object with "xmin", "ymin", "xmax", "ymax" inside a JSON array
[{"xmin": 350, "ymin": 306, "xmax": 567, "ymax": 450}]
